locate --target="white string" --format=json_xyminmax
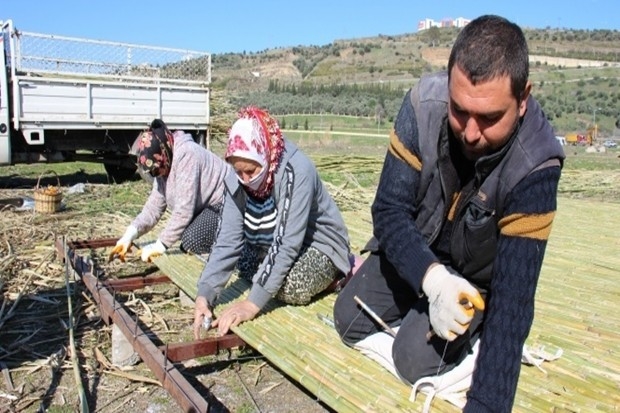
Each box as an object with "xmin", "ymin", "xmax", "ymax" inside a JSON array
[
  {"xmin": 313, "ymin": 307, "xmax": 366, "ymax": 404},
  {"xmin": 435, "ymin": 340, "xmax": 450, "ymax": 378},
  {"xmin": 343, "ymin": 306, "xmax": 369, "ymax": 338}
]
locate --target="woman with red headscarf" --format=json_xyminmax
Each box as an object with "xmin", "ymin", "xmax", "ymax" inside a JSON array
[
  {"xmin": 110, "ymin": 119, "xmax": 231, "ymax": 262},
  {"xmin": 193, "ymin": 107, "xmax": 351, "ymax": 337}
]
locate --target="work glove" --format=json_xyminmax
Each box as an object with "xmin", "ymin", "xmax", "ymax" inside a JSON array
[
  {"xmin": 140, "ymin": 239, "xmax": 167, "ymax": 263},
  {"xmin": 108, "ymin": 225, "xmax": 138, "ymax": 262},
  {"xmin": 422, "ymin": 264, "xmax": 485, "ymax": 341}
]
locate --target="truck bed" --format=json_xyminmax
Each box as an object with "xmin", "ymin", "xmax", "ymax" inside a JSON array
[
  {"xmin": 5, "ymin": 21, "xmax": 212, "ymax": 133},
  {"xmin": 15, "ymin": 74, "xmax": 209, "ymax": 132}
]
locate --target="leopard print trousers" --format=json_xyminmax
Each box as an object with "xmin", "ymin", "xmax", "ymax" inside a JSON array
[{"xmin": 237, "ymin": 243, "xmax": 339, "ymax": 305}]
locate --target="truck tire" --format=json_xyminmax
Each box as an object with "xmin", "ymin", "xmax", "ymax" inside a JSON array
[{"xmin": 104, "ymin": 163, "xmax": 138, "ymax": 184}]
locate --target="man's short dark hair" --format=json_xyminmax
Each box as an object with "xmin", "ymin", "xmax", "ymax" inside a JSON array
[{"xmin": 447, "ymin": 15, "xmax": 529, "ymax": 101}]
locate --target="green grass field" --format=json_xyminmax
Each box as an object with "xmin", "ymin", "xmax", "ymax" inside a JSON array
[{"xmin": 1, "ymin": 134, "xmax": 618, "ymax": 205}]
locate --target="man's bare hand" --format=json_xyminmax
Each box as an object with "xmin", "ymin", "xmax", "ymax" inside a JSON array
[{"xmin": 193, "ymin": 296, "xmax": 213, "ymax": 340}]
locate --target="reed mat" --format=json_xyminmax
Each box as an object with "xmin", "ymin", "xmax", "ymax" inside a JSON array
[{"xmin": 150, "ymin": 196, "xmax": 620, "ymax": 412}]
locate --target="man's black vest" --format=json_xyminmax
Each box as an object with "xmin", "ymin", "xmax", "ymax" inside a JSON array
[{"xmin": 411, "ymin": 72, "xmax": 564, "ymax": 290}]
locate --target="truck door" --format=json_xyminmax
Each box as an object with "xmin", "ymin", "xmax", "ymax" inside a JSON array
[{"xmin": 0, "ymin": 21, "xmax": 11, "ymax": 165}]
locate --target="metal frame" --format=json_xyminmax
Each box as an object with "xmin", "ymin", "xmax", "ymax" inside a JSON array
[{"xmin": 55, "ymin": 236, "xmax": 245, "ymax": 412}]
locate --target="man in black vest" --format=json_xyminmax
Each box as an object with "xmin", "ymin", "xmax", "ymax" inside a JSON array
[{"xmin": 334, "ymin": 15, "xmax": 565, "ymax": 412}]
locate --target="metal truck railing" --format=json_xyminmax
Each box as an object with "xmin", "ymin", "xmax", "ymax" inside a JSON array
[{"xmin": 4, "ymin": 19, "xmax": 211, "ymax": 85}]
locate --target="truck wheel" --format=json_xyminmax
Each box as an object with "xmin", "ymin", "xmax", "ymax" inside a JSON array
[{"xmin": 104, "ymin": 163, "xmax": 138, "ymax": 183}]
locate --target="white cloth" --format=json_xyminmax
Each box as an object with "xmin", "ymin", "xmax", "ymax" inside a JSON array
[
  {"xmin": 227, "ymin": 117, "xmax": 269, "ymax": 190},
  {"xmin": 353, "ymin": 327, "xmax": 402, "ymax": 379},
  {"xmin": 521, "ymin": 344, "xmax": 563, "ymax": 374},
  {"xmin": 409, "ymin": 341, "xmax": 480, "ymax": 412},
  {"xmin": 353, "ymin": 331, "xmax": 563, "ymax": 412}
]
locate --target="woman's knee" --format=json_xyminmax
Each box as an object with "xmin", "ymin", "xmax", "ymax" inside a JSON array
[{"xmin": 276, "ymin": 246, "xmax": 337, "ymax": 305}]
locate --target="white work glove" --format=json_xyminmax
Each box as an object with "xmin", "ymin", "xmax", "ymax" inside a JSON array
[
  {"xmin": 422, "ymin": 264, "xmax": 485, "ymax": 341},
  {"xmin": 140, "ymin": 239, "xmax": 167, "ymax": 262},
  {"xmin": 108, "ymin": 225, "xmax": 138, "ymax": 262}
]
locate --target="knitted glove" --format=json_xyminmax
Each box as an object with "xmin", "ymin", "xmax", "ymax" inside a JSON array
[
  {"xmin": 422, "ymin": 264, "xmax": 485, "ymax": 341},
  {"xmin": 108, "ymin": 225, "xmax": 138, "ymax": 262},
  {"xmin": 140, "ymin": 239, "xmax": 167, "ymax": 263}
]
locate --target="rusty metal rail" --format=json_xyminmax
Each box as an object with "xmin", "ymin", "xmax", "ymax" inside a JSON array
[{"xmin": 55, "ymin": 236, "xmax": 246, "ymax": 412}]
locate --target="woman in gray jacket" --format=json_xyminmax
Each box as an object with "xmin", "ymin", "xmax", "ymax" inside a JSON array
[{"xmin": 193, "ymin": 107, "xmax": 351, "ymax": 337}]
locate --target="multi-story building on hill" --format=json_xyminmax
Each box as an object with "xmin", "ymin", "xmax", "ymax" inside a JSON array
[{"xmin": 418, "ymin": 17, "xmax": 471, "ymax": 31}]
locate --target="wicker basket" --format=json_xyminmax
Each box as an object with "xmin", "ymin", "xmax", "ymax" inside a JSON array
[{"xmin": 34, "ymin": 170, "xmax": 63, "ymax": 214}]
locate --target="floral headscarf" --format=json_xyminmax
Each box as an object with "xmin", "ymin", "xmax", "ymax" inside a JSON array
[
  {"xmin": 136, "ymin": 119, "xmax": 174, "ymax": 177},
  {"xmin": 226, "ymin": 107, "xmax": 285, "ymax": 199}
]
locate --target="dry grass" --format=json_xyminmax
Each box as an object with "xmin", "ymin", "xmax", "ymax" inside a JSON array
[{"xmin": 0, "ymin": 177, "xmax": 357, "ymax": 413}]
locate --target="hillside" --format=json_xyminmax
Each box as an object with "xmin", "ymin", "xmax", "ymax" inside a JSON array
[
  {"xmin": 212, "ymin": 28, "xmax": 619, "ymax": 87},
  {"xmin": 209, "ymin": 27, "xmax": 620, "ymax": 138}
]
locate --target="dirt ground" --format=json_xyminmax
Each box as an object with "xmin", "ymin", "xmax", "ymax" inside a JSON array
[{"xmin": 0, "ymin": 171, "xmax": 335, "ymax": 413}]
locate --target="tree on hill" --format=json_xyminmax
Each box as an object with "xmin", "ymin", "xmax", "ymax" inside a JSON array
[{"xmin": 426, "ymin": 27, "xmax": 441, "ymax": 47}]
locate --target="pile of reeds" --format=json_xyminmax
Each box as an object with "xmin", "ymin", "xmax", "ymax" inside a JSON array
[
  {"xmin": 0, "ymin": 182, "xmax": 166, "ymax": 410},
  {"xmin": 0, "ymin": 186, "xmax": 124, "ymax": 410}
]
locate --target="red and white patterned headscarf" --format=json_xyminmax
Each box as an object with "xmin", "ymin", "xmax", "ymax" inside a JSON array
[{"xmin": 226, "ymin": 106, "xmax": 285, "ymax": 199}]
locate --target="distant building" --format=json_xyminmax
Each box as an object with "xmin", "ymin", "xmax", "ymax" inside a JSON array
[
  {"xmin": 440, "ymin": 18, "xmax": 454, "ymax": 28},
  {"xmin": 418, "ymin": 17, "xmax": 471, "ymax": 31},
  {"xmin": 417, "ymin": 18, "xmax": 439, "ymax": 31}
]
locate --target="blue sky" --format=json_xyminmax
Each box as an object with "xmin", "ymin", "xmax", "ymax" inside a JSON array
[{"xmin": 3, "ymin": 0, "xmax": 619, "ymax": 54}]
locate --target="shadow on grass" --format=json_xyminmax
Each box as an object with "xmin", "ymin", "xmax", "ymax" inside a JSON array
[{"xmin": 0, "ymin": 169, "xmax": 142, "ymax": 190}]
